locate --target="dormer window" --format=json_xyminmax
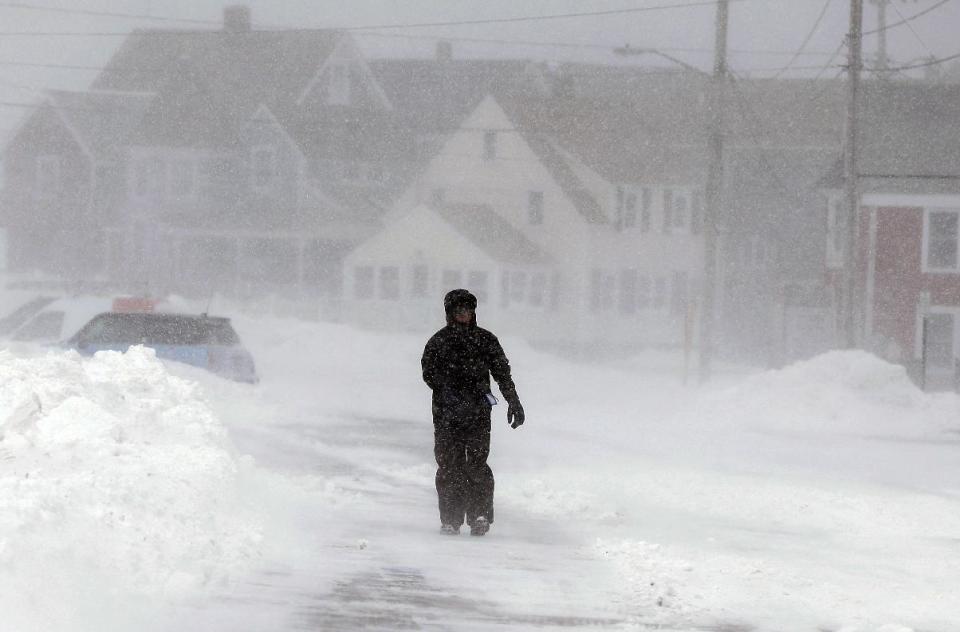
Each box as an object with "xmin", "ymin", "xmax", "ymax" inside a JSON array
[
  {"xmin": 483, "ymin": 131, "xmax": 497, "ymax": 161},
  {"xmin": 327, "ymin": 62, "xmax": 351, "ymax": 105},
  {"xmin": 251, "ymin": 146, "xmax": 277, "ymax": 190},
  {"xmin": 35, "ymin": 155, "xmax": 61, "ymax": 199}
]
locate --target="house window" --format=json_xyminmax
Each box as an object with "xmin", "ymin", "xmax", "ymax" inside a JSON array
[
  {"xmin": 442, "ymin": 269, "xmax": 462, "ymax": 289},
  {"xmin": 615, "ymin": 187, "xmax": 625, "ymax": 231},
  {"xmin": 483, "ymin": 131, "xmax": 497, "ymax": 161},
  {"xmin": 653, "ymin": 277, "xmax": 667, "ymax": 309},
  {"xmin": 412, "ymin": 265, "xmax": 429, "ymax": 298},
  {"xmin": 673, "ymin": 192, "xmax": 688, "ymax": 229},
  {"xmin": 624, "ymin": 192, "xmax": 638, "ymax": 229},
  {"xmin": 926, "ymin": 209, "xmax": 960, "ymax": 271},
  {"xmin": 379, "ymin": 267, "xmax": 400, "ymax": 300},
  {"xmin": 662, "ymin": 189, "xmax": 673, "ymax": 233},
  {"xmin": 135, "ymin": 157, "xmax": 164, "ymax": 198},
  {"xmin": 35, "ymin": 155, "xmax": 61, "ymax": 198},
  {"xmin": 637, "ymin": 275, "xmax": 652, "ymax": 309},
  {"xmin": 509, "ymin": 271, "xmax": 528, "ymax": 303},
  {"xmin": 468, "ymin": 271, "xmax": 489, "ymax": 304},
  {"xmin": 528, "ymin": 272, "xmax": 546, "ymax": 307},
  {"xmin": 528, "ymin": 191, "xmax": 544, "ymax": 225},
  {"xmin": 692, "ymin": 190, "xmax": 704, "ymax": 234},
  {"xmin": 252, "ymin": 147, "xmax": 277, "ymax": 189},
  {"xmin": 170, "ymin": 160, "xmax": 196, "ymax": 197},
  {"xmin": 671, "ymin": 271, "xmax": 689, "ymax": 315},
  {"xmin": 327, "ymin": 63, "xmax": 351, "ymax": 105},
  {"xmin": 590, "ymin": 269, "xmax": 615, "ymax": 312},
  {"xmin": 640, "ymin": 188, "xmax": 652, "ymax": 233},
  {"xmin": 354, "ymin": 266, "xmax": 374, "ymax": 299},
  {"xmin": 924, "ymin": 313, "xmax": 955, "ymax": 369},
  {"xmin": 619, "ymin": 269, "xmax": 638, "ymax": 314}
]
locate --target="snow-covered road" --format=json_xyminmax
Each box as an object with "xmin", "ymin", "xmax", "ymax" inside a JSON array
[{"xmin": 3, "ymin": 314, "xmax": 960, "ymax": 631}]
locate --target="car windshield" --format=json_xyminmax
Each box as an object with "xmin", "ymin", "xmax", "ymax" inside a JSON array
[
  {"xmin": 0, "ymin": 296, "xmax": 56, "ymax": 336},
  {"xmin": 75, "ymin": 313, "xmax": 240, "ymax": 346},
  {"xmin": 143, "ymin": 315, "xmax": 239, "ymax": 345},
  {"xmin": 12, "ymin": 310, "xmax": 65, "ymax": 341}
]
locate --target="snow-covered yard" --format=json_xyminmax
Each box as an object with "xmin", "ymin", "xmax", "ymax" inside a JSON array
[{"xmin": 1, "ymin": 313, "xmax": 959, "ymax": 631}]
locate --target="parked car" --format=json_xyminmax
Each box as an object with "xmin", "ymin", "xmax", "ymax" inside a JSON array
[
  {"xmin": 0, "ymin": 295, "xmax": 58, "ymax": 337},
  {"xmin": 9, "ymin": 296, "xmax": 114, "ymax": 344},
  {"xmin": 65, "ymin": 311, "xmax": 259, "ymax": 383}
]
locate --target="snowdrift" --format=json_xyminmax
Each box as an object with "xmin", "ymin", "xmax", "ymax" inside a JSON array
[
  {"xmin": 0, "ymin": 347, "xmax": 263, "ymax": 630},
  {"xmin": 703, "ymin": 350, "xmax": 960, "ymax": 439}
]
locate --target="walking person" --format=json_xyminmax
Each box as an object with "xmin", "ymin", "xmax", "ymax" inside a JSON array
[{"xmin": 421, "ymin": 289, "xmax": 525, "ymax": 536}]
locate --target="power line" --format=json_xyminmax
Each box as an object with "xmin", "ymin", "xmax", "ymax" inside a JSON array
[
  {"xmin": 331, "ymin": 0, "xmax": 752, "ymax": 30},
  {"xmin": 869, "ymin": 50, "xmax": 960, "ymax": 71},
  {"xmin": 0, "ymin": 0, "xmax": 746, "ymax": 34},
  {"xmin": 771, "ymin": 0, "xmax": 832, "ymax": 79},
  {"xmin": 0, "ymin": 1, "xmax": 221, "ymax": 25},
  {"xmin": 862, "ymin": 0, "xmax": 953, "ymax": 35},
  {"xmin": 887, "ymin": 0, "xmax": 936, "ymax": 59},
  {"xmin": 813, "ymin": 41, "xmax": 847, "ymax": 81}
]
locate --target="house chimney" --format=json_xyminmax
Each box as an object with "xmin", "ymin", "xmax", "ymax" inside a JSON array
[
  {"xmin": 223, "ymin": 5, "xmax": 252, "ymax": 33},
  {"xmin": 436, "ymin": 41, "xmax": 453, "ymax": 62}
]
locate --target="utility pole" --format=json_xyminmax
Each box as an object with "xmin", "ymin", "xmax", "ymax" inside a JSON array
[
  {"xmin": 843, "ymin": 0, "xmax": 863, "ymax": 349},
  {"xmin": 700, "ymin": 0, "xmax": 728, "ymax": 382}
]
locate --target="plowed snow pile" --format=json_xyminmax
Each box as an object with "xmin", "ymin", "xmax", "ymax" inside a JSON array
[
  {"xmin": 0, "ymin": 347, "xmax": 263, "ymax": 630},
  {"xmin": 705, "ymin": 350, "xmax": 958, "ymax": 438}
]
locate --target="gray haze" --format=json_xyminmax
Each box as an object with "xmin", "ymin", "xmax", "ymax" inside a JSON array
[{"xmin": 2, "ymin": 0, "xmax": 959, "ymax": 136}]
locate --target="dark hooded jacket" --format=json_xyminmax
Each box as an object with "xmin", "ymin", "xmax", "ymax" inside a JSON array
[{"xmin": 421, "ymin": 289, "xmax": 518, "ymax": 410}]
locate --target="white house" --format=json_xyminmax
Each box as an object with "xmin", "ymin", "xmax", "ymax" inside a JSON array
[{"xmin": 343, "ymin": 93, "xmax": 705, "ymax": 348}]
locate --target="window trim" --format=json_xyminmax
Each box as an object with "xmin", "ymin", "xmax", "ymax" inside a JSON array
[
  {"xmin": 922, "ymin": 207, "xmax": 960, "ymax": 274},
  {"xmin": 916, "ymin": 306, "xmax": 960, "ymax": 373}
]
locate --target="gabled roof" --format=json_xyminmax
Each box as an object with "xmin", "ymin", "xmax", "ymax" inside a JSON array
[
  {"xmin": 46, "ymin": 90, "xmax": 154, "ymax": 157},
  {"xmin": 820, "ymin": 81, "xmax": 960, "ymax": 194},
  {"xmin": 92, "ymin": 28, "xmax": 345, "ymax": 146},
  {"xmin": 369, "ymin": 58, "xmax": 545, "ymax": 132},
  {"xmin": 436, "ymin": 203, "xmax": 550, "ymax": 265}
]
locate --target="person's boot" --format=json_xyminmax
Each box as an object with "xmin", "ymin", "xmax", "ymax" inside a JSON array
[
  {"xmin": 470, "ymin": 516, "xmax": 489, "ymax": 537},
  {"xmin": 440, "ymin": 524, "xmax": 460, "ymax": 535}
]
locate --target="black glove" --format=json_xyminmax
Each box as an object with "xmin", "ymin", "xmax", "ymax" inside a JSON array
[{"xmin": 507, "ymin": 399, "xmax": 525, "ymax": 429}]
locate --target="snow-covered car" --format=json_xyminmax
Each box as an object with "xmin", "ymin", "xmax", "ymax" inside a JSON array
[
  {"xmin": 8, "ymin": 296, "xmax": 114, "ymax": 344},
  {"xmin": 65, "ymin": 311, "xmax": 259, "ymax": 384},
  {"xmin": 0, "ymin": 295, "xmax": 58, "ymax": 337}
]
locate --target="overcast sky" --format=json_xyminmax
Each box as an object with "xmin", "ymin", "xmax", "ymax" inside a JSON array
[{"xmin": 1, "ymin": 0, "xmax": 958, "ymax": 136}]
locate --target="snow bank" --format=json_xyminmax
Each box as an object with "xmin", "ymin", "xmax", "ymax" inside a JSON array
[
  {"xmin": 0, "ymin": 347, "xmax": 263, "ymax": 630},
  {"xmin": 703, "ymin": 350, "xmax": 960, "ymax": 438}
]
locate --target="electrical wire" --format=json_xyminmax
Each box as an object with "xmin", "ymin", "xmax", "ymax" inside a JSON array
[
  {"xmin": 887, "ymin": 0, "xmax": 936, "ymax": 59},
  {"xmin": 869, "ymin": 50, "xmax": 960, "ymax": 71},
  {"xmin": 771, "ymin": 0, "xmax": 832, "ymax": 79},
  {"xmin": 862, "ymin": 0, "xmax": 953, "ymax": 36},
  {"xmin": 0, "ymin": 1, "xmax": 223, "ymax": 25},
  {"xmin": 0, "ymin": 0, "xmax": 748, "ymax": 34}
]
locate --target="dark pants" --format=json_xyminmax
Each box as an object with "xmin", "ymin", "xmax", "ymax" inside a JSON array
[{"xmin": 433, "ymin": 400, "xmax": 494, "ymax": 528}]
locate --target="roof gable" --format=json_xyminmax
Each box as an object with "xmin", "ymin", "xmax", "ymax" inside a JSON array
[{"xmin": 92, "ymin": 28, "xmax": 348, "ymax": 146}]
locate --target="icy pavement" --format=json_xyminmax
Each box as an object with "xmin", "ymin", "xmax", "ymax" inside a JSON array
[
  {"xmin": 182, "ymin": 412, "xmax": 654, "ymax": 631},
  {"xmin": 4, "ymin": 315, "xmax": 960, "ymax": 631}
]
